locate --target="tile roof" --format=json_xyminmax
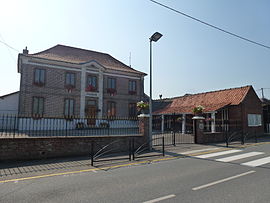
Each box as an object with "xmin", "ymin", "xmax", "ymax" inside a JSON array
[
  {"xmin": 154, "ymin": 85, "xmax": 252, "ymax": 115},
  {"xmin": 27, "ymin": 44, "xmax": 146, "ymax": 75}
]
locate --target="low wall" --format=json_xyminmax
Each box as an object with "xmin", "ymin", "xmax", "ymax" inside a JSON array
[
  {"xmin": 17, "ymin": 118, "xmax": 138, "ymax": 131},
  {"xmin": 0, "ymin": 135, "xmax": 145, "ymax": 161},
  {"xmin": 198, "ymin": 132, "xmax": 225, "ymax": 144}
]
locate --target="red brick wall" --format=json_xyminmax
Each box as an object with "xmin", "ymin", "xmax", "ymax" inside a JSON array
[
  {"xmin": 242, "ymin": 88, "xmax": 263, "ymax": 133},
  {"xmin": 0, "ymin": 136, "xmax": 145, "ymax": 161}
]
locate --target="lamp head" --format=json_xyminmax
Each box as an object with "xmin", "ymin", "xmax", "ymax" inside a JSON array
[{"xmin": 150, "ymin": 32, "xmax": 163, "ymax": 42}]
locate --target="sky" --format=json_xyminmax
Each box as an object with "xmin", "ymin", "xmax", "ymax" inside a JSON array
[{"xmin": 0, "ymin": 0, "xmax": 270, "ymax": 99}]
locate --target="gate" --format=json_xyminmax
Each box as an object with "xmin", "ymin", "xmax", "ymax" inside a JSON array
[{"xmin": 152, "ymin": 114, "xmax": 195, "ymax": 146}]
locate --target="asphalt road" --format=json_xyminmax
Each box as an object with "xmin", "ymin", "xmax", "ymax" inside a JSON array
[{"xmin": 1, "ymin": 143, "xmax": 270, "ymax": 203}]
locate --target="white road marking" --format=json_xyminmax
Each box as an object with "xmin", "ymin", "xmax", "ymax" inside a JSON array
[
  {"xmin": 195, "ymin": 149, "xmax": 242, "ymax": 159},
  {"xmin": 192, "ymin": 170, "xmax": 255, "ymax": 191},
  {"xmin": 180, "ymin": 147, "xmax": 219, "ymax": 155},
  {"xmin": 241, "ymin": 156, "xmax": 270, "ymax": 167},
  {"xmin": 216, "ymin": 152, "xmax": 264, "ymax": 162},
  {"xmin": 143, "ymin": 194, "xmax": 176, "ymax": 203}
]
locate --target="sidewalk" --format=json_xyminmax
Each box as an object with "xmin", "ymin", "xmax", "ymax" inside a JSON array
[{"xmin": 1, "ymin": 139, "xmax": 270, "ymax": 181}]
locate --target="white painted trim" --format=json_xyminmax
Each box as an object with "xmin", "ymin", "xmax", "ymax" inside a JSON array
[
  {"xmin": 26, "ymin": 61, "xmax": 81, "ymax": 72},
  {"xmin": 104, "ymin": 73, "xmax": 141, "ymax": 80},
  {"xmin": 80, "ymin": 67, "xmax": 86, "ymax": 117},
  {"xmin": 24, "ymin": 61, "xmax": 141, "ymax": 80}
]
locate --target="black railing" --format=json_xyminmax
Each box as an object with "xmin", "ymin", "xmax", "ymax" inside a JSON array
[
  {"xmin": 90, "ymin": 139, "xmax": 133, "ymax": 166},
  {"xmin": 90, "ymin": 137, "xmax": 165, "ymax": 166},
  {"xmin": 0, "ymin": 115, "xmax": 139, "ymax": 138},
  {"xmin": 133, "ymin": 137, "xmax": 165, "ymax": 160}
]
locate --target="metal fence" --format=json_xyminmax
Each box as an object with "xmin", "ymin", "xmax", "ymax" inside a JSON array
[{"xmin": 0, "ymin": 115, "xmax": 139, "ymax": 138}]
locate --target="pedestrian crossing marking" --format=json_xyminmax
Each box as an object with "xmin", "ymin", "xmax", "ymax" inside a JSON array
[
  {"xmin": 194, "ymin": 149, "xmax": 242, "ymax": 159},
  {"xmin": 241, "ymin": 156, "xmax": 270, "ymax": 167},
  {"xmin": 215, "ymin": 152, "xmax": 264, "ymax": 162}
]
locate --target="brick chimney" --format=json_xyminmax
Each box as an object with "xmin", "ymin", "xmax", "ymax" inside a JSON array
[{"xmin": 23, "ymin": 46, "xmax": 29, "ymax": 54}]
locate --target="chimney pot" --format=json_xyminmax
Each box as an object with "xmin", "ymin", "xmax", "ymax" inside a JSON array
[{"xmin": 23, "ymin": 46, "xmax": 28, "ymax": 54}]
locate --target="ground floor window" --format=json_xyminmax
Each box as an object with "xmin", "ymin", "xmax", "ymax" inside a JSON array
[
  {"xmin": 32, "ymin": 97, "xmax": 44, "ymax": 116},
  {"xmin": 64, "ymin": 99, "xmax": 75, "ymax": 116},
  {"xmin": 107, "ymin": 101, "xmax": 116, "ymax": 117},
  {"xmin": 248, "ymin": 114, "xmax": 262, "ymax": 126},
  {"xmin": 128, "ymin": 103, "xmax": 137, "ymax": 117}
]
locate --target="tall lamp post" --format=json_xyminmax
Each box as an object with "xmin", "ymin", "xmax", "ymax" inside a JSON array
[{"xmin": 149, "ymin": 32, "xmax": 163, "ymax": 147}]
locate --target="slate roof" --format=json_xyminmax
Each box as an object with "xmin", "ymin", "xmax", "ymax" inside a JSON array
[
  {"xmin": 26, "ymin": 44, "xmax": 146, "ymax": 75},
  {"xmin": 154, "ymin": 86, "xmax": 252, "ymax": 115},
  {"xmin": 0, "ymin": 91, "xmax": 19, "ymax": 99}
]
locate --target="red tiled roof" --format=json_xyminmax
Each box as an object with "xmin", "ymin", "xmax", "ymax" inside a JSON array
[
  {"xmin": 27, "ymin": 44, "xmax": 146, "ymax": 75},
  {"xmin": 154, "ymin": 86, "xmax": 252, "ymax": 115}
]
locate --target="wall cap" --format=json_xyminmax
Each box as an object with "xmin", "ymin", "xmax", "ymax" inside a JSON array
[{"xmin": 138, "ymin": 114, "xmax": 150, "ymax": 118}]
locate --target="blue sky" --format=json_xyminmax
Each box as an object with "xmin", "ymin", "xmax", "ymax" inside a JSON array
[{"xmin": 0, "ymin": 0, "xmax": 270, "ymax": 99}]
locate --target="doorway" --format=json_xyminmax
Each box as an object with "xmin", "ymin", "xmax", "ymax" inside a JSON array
[{"xmin": 86, "ymin": 100, "xmax": 97, "ymax": 126}]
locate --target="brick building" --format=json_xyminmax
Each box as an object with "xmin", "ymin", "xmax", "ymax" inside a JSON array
[
  {"xmin": 153, "ymin": 86, "xmax": 263, "ymax": 134},
  {"xmin": 17, "ymin": 45, "xmax": 146, "ymax": 118}
]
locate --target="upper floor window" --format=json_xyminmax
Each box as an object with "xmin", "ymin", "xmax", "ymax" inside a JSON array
[
  {"xmin": 128, "ymin": 103, "xmax": 137, "ymax": 117},
  {"xmin": 129, "ymin": 80, "xmax": 137, "ymax": 95},
  {"xmin": 32, "ymin": 97, "xmax": 44, "ymax": 116},
  {"xmin": 65, "ymin": 72, "xmax": 75, "ymax": 88},
  {"xmin": 107, "ymin": 101, "xmax": 116, "ymax": 117},
  {"xmin": 86, "ymin": 75, "xmax": 98, "ymax": 92},
  {"xmin": 107, "ymin": 78, "xmax": 117, "ymax": 95},
  {"xmin": 64, "ymin": 99, "xmax": 75, "ymax": 117},
  {"xmin": 34, "ymin": 69, "xmax": 45, "ymax": 86}
]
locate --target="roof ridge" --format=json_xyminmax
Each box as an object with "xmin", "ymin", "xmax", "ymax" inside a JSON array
[
  {"xmin": 157, "ymin": 85, "xmax": 252, "ymax": 100},
  {"xmin": 30, "ymin": 44, "xmax": 109, "ymax": 56}
]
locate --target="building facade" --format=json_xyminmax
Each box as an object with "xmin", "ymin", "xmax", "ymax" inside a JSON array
[
  {"xmin": 17, "ymin": 45, "xmax": 146, "ymax": 118},
  {"xmin": 153, "ymin": 86, "xmax": 263, "ymax": 134}
]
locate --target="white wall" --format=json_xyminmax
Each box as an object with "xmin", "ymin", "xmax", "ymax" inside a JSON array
[{"xmin": 0, "ymin": 92, "xmax": 19, "ymax": 115}]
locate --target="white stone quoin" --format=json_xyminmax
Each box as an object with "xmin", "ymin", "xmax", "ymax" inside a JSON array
[{"xmin": 211, "ymin": 112, "xmax": 216, "ymax": 133}]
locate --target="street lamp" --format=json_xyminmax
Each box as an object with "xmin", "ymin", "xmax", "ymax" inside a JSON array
[{"xmin": 149, "ymin": 32, "xmax": 163, "ymax": 147}]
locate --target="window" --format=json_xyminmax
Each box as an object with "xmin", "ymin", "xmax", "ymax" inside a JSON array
[
  {"xmin": 32, "ymin": 97, "xmax": 44, "ymax": 116},
  {"xmin": 107, "ymin": 101, "xmax": 116, "ymax": 117},
  {"xmin": 86, "ymin": 75, "xmax": 97, "ymax": 91},
  {"xmin": 108, "ymin": 78, "xmax": 116, "ymax": 89},
  {"xmin": 64, "ymin": 99, "xmax": 75, "ymax": 116},
  {"xmin": 129, "ymin": 103, "xmax": 137, "ymax": 117},
  {"xmin": 128, "ymin": 80, "xmax": 137, "ymax": 95},
  {"xmin": 107, "ymin": 78, "xmax": 117, "ymax": 95},
  {"xmin": 34, "ymin": 69, "xmax": 45, "ymax": 86},
  {"xmin": 65, "ymin": 73, "xmax": 75, "ymax": 88},
  {"xmin": 248, "ymin": 114, "xmax": 262, "ymax": 126}
]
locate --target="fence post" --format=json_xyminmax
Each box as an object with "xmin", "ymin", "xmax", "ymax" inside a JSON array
[
  {"xmin": 91, "ymin": 141, "xmax": 94, "ymax": 166},
  {"xmin": 132, "ymin": 137, "xmax": 135, "ymax": 160},
  {"xmin": 255, "ymin": 129, "xmax": 257, "ymax": 143},
  {"xmin": 13, "ymin": 115, "xmax": 17, "ymax": 138},
  {"xmin": 226, "ymin": 131, "xmax": 228, "ymax": 147},
  {"xmin": 129, "ymin": 138, "xmax": 132, "ymax": 161},
  {"xmin": 173, "ymin": 114, "xmax": 176, "ymax": 146},
  {"xmin": 162, "ymin": 136, "xmax": 165, "ymax": 156}
]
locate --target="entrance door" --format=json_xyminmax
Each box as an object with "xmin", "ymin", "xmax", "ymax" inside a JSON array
[{"xmin": 86, "ymin": 100, "xmax": 97, "ymax": 126}]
